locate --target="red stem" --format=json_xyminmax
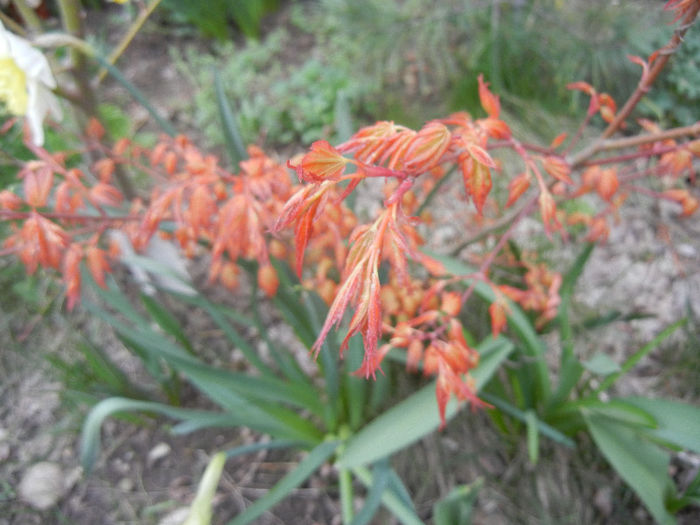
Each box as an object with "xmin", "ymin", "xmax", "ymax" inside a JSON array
[
  {"xmin": 0, "ymin": 209, "xmax": 139, "ymax": 222},
  {"xmin": 601, "ymin": 4, "xmax": 700, "ymax": 139}
]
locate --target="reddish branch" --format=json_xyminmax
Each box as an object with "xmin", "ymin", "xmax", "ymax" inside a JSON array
[
  {"xmin": 0, "ymin": 209, "xmax": 139, "ymax": 222},
  {"xmin": 601, "ymin": 3, "xmax": 700, "ymax": 139}
]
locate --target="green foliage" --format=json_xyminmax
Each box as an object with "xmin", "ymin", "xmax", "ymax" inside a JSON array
[
  {"xmin": 75, "ymin": 254, "xmax": 523, "ymax": 523},
  {"xmin": 433, "ymin": 479, "xmax": 482, "ymax": 525},
  {"xmin": 450, "ymin": 0, "xmax": 660, "ymax": 117},
  {"xmin": 435, "ymin": 247, "xmax": 700, "ymax": 523},
  {"xmin": 176, "ymin": 29, "xmax": 379, "ymax": 148},
  {"xmin": 46, "ymin": 340, "xmax": 148, "ymax": 408},
  {"xmin": 160, "ymin": 0, "xmax": 279, "ymax": 40}
]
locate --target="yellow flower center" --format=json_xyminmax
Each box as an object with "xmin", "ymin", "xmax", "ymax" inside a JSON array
[{"xmin": 0, "ymin": 57, "xmax": 28, "ymax": 116}]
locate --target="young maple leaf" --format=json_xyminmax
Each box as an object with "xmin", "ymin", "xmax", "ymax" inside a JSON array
[
  {"xmin": 460, "ymin": 155, "xmax": 492, "ymax": 216},
  {"xmin": 478, "ymin": 74, "xmax": 501, "ymax": 118},
  {"xmin": 596, "ymin": 169, "xmax": 619, "ymax": 202},
  {"xmin": 403, "ymin": 122, "xmax": 452, "ymax": 173},
  {"xmin": 293, "ymin": 140, "xmax": 350, "ymax": 183},
  {"xmin": 538, "ymin": 189, "xmax": 560, "ymax": 235},
  {"xmin": 505, "ymin": 171, "xmax": 531, "ymax": 208},
  {"xmin": 62, "ymin": 243, "xmax": 82, "ymax": 311}
]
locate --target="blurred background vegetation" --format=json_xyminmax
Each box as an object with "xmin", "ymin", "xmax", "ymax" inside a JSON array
[{"xmin": 163, "ymin": 0, "xmax": 677, "ymax": 149}]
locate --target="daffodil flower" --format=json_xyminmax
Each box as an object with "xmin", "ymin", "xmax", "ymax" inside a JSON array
[{"xmin": 0, "ymin": 21, "xmax": 62, "ymax": 146}]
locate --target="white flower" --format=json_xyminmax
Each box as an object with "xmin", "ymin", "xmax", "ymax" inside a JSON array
[{"xmin": 0, "ymin": 21, "xmax": 62, "ymax": 146}]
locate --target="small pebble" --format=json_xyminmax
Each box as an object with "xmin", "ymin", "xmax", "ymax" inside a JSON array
[
  {"xmin": 18, "ymin": 462, "xmax": 66, "ymax": 510},
  {"xmin": 148, "ymin": 442, "xmax": 172, "ymax": 467}
]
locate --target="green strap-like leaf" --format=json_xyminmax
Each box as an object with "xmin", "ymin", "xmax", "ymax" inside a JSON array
[
  {"xmin": 352, "ymin": 466, "xmax": 424, "ymax": 525},
  {"xmin": 224, "ymin": 440, "xmax": 303, "ymax": 459},
  {"xmin": 350, "ymin": 459, "xmax": 390, "ymax": 525},
  {"xmin": 594, "ymin": 320, "xmax": 685, "ymax": 394},
  {"xmin": 81, "ymin": 397, "xmax": 231, "ymax": 472},
  {"xmin": 215, "ymin": 69, "xmax": 248, "ymax": 165},
  {"xmin": 433, "ymin": 479, "xmax": 483, "ymax": 525},
  {"xmin": 94, "ymin": 54, "xmax": 177, "ymax": 136},
  {"xmin": 584, "ymin": 414, "xmax": 676, "ymax": 525},
  {"xmin": 622, "ymin": 397, "xmax": 700, "ymax": 454},
  {"xmin": 480, "ymin": 393, "xmax": 575, "ymax": 448},
  {"xmin": 184, "ymin": 452, "xmax": 227, "ymax": 525},
  {"xmin": 227, "ymin": 440, "xmax": 340, "ymax": 525}
]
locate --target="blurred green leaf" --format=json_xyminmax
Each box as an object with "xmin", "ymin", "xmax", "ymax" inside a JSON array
[
  {"xmin": 224, "ymin": 440, "xmax": 302, "ymax": 459},
  {"xmin": 215, "ymin": 69, "xmax": 248, "ymax": 166},
  {"xmin": 343, "ymin": 334, "xmax": 368, "ymax": 430},
  {"xmin": 141, "ymin": 293, "xmax": 194, "ymax": 353},
  {"xmin": 525, "ymin": 409, "xmax": 539, "ymax": 465},
  {"xmin": 584, "ymin": 414, "xmax": 676, "ymax": 525},
  {"xmin": 350, "ymin": 459, "xmax": 390, "ymax": 525},
  {"xmin": 623, "ymin": 397, "xmax": 700, "ymax": 454},
  {"xmin": 581, "ymin": 353, "xmax": 621, "ymax": 376},
  {"xmin": 97, "ymin": 103, "xmax": 132, "ymax": 139},
  {"xmin": 81, "ymin": 397, "xmax": 235, "ymax": 472},
  {"xmin": 94, "ymin": 54, "xmax": 176, "ymax": 136},
  {"xmin": 433, "ymin": 478, "xmax": 482, "ymax": 525},
  {"xmin": 184, "ymin": 452, "xmax": 227, "ymax": 525},
  {"xmin": 549, "ymin": 243, "xmax": 594, "ymax": 408},
  {"xmin": 479, "ymin": 392, "xmax": 575, "ymax": 448},
  {"xmin": 352, "ymin": 466, "xmax": 423, "ymax": 525},
  {"xmin": 578, "ymin": 399, "xmax": 657, "ymax": 428},
  {"xmin": 594, "ymin": 320, "xmax": 685, "ymax": 394}
]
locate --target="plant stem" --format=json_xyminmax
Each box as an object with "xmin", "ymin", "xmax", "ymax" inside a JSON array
[
  {"xmin": 449, "ymin": 199, "xmax": 528, "ymax": 255},
  {"xmin": 96, "ymin": 0, "xmax": 164, "ymax": 85},
  {"xmin": 339, "ymin": 468, "xmax": 354, "ymax": 524},
  {"xmin": 0, "ymin": 9, "xmax": 28, "ymax": 35},
  {"xmin": 460, "ymin": 194, "xmax": 539, "ymax": 305},
  {"xmin": 570, "ymin": 121, "xmax": 700, "ymax": 167},
  {"xmin": 10, "ymin": 0, "xmax": 42, "ymax": 31}
]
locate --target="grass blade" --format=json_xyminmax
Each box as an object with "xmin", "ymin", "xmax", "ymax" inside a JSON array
[
  {"xmin": 141, "ymin": 293, "xmax": 195, "ymax": 353},
  {"xmin": 549, "ymin": 243, "xmax": 594, "ymax": 408},
  {"xmin": 227, "ymin": 440, "xmax": 339, "ymax": 525},
  {"xmin": 350, "ymin": 459, "xmax": 390, "ymax": 525},
  {"xmin": 480, "ymin": 392, "xmax": 575, "ymax": 448},
  {"xmin": 81, "ymin": 397, "xmax": 233, "ymax": 472},
  {"xmin": 525, "ymin": 409, "xmax": 539, "ymax": 465},
  {"xmin": 94, "ymin": 54, "xmax": 176, "ymax": 136},
  {"xmin": 352, "ymin": 466, "xmax": 424, "ymax": 525},
  {"xmin": 594, "ymin": 320, "xmax": 685, "ymax": 394},
  {"xmin": 224, "ymin": 440, "xmax": 303, "ymax": 460},
  {"xmin": 214, "ymin": 69, "xmax": 248, "ymax": 165}
]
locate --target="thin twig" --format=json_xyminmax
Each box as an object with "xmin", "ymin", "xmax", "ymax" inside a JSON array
[{"xmin": 570, "ymin": 121, "xmax": 700, "ymax": 167}]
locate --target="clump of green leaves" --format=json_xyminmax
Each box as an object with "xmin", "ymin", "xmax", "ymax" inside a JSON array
[
  {"xmin": 176, "ymin": 29, "xmax": 379, "ymax": 148},
  {"xmin": 160, "ymin": 0, "xmax": 280, "ymax": 39}
]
